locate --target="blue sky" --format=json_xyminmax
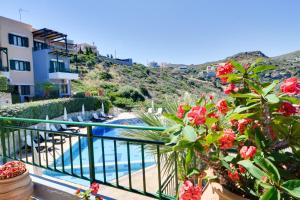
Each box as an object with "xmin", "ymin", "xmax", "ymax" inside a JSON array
[{"xmin": 1, "ymin": 0, "xmax": 300, "ymax": 64}]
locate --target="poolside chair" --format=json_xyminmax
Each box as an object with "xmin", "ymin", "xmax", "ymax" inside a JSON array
[
  {"xmin": 25, "ymin": 134, "xmax": 47, "ymax": 153},
  {"xmin": 92, "ymin": 113, "xmax": 106, "ymax": 122},
  {"xmin": 77, "ymin": 115, "xmax": 92, "ymax": 123},
  {"xmin": 39, "ymin": 125, "xmax": 66, "ymax": 144},
  {"xmin": 155, "ymin": 108, "xmax": 163, "ymax": 116},
  {"xmin": 60, "ymin": 124, "xmax": 80, "ymax": 133},
  {"xmin": 100, "ymin": 112, "xmax": 114, "ymax": 119}
]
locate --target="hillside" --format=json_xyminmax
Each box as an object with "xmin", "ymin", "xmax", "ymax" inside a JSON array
[{"xmin": 71, "ymin": 50, "xmax": 300, "ymax": 108}]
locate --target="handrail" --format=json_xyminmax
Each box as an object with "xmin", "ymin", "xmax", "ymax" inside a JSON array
[
  {"xmin": 0, "ymin": 116, "xmax": 176, "ymax": 199},
  {"xmin": 0, "ymin": 116, "xmax": 166, "ymax": 131}
]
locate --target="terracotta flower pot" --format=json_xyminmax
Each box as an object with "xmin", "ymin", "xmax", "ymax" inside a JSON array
[
  {"xmin": 0, "ymin": 170, "xmax": 33, "ymax": 200},
  {"xmin": 201, "ymin": 182, "xmax": 247, "ymax": 200}
]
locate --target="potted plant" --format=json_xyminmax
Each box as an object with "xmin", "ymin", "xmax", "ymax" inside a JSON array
[
  {"xmin": 75, "ymin": 182, "xmax": 103, "ymax": 200},
  {"xmin": 0, "ymin": 161, "xmax": 33, "ymax": 200},
  {"xmin": 164, "ymin": 60, "xmax": 300, "ymax": 199}
]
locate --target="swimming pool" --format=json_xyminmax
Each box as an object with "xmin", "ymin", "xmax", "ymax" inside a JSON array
[{"xmin": 44, "ymin": 118, "xmax": 156, "ymax": 186}]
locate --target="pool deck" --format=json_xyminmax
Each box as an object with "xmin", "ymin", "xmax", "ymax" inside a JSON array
[{"xmin": 25, "ymin": 112, "xmax": 162, "ymax": 199}]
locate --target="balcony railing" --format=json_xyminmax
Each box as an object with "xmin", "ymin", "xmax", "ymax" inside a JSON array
[
  {"xmin": 0, "ymin": 117, "xmax": 178, "ymax": 200},
  {"xmin": 49, "ymin": 67, "xmax": 78, "ymax": 74}
]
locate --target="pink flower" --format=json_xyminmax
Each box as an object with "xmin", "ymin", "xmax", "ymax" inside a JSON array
[
  {"xmin": 179, "ymin": 180, "xmax": 202, "ymax": 200},
  {"xmin": 219, "ymin": 129, "xmax": 236, "ymax": 149},
  {"xmin": 216, "ymin": 62, "xmax": 234, "ymax": 83},
  {"xmin": 277, "ymin": 102, "xmax": 297, "ymax": 116},
  {"xmin": 237, "ymin": 118, "xmax": 252, "ymax": 133},
  {"xmin": 187, "ymin": 106, "xmax": 207, "ymax": 125},
  {"xmin": 240, "ymin": 146, "xmax": 257, "ymax": 160},
  {"xmin": 224, "ymin": 84, "xmax": 239, "ymax": 94},
  {"xmin": 217, "ymin": 99, "xmax": 229, "ymax": 114},
  {"xmin": 90, "ymin": 182, "xmax": 100, "ymax": 195},
  {"xmin": 280, "ymin": 77, "xmax": 300, "ymax": 96}
]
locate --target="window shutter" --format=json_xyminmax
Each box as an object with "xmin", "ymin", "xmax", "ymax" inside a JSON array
[
  {"xmin": 49, "ymin": 61, "xmax": 54, "ymax": 72},
  {"xmin": 8, "ymin": 34, "xmax": 14, "ymax": 44},
  {"xmin": 10, "ymin": 60, "xmax": 15, "ymax": 70},
  {"xmin": 24, "ymin": 37, "xmax": 29, "ymax": 47},
  {"xmin": 26, "ymin": 62, "xmax": 31, "ymax": 71}
]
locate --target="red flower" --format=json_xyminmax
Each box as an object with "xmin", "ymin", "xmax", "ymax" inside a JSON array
[
  {"xmin": 211, "ymin": 123, "xmax": 218, "ymax": 131},
  {"xmin": 237, "ymin": 118, "xmax": 252, "ymax": 133},
  {"xmin": 207, "ymin": 112, "xmax": 219, "ymax": 119},
  {"xmin": 228, "ymin": 164, "xmax": 240, "ymax": 182},
  {"xmin": 217, "ymin": 99, "xmax": 229, "ymax": 114},
  {"xmin": 209, "ymin": 95, "xmax": 214, "ymax": 100},
  {"xmin": 224, "ymin": 83, "xmax": 239, "ymax": 94},
  {"xmin": 75, "ymin": 188, "xmax": 81, "ymax": 195},
  {"xmin": 187, "ymin": 106, "xmax": 206, "ymax": 125},
  {"xmin": 90, "ymin": 182, "xmax": 100, "ymax": 195},
  {"xmin": 238, "ymin": 165, "xmax": 246, "ymax": 174},
  {"xmin": 216, "ymin": 62, "xmax": 234, "ymax": 83},
  {"xmin": 179, "ymin": 180, "xmax": 202, "ymax": 200},
  {"xmin": 177, "ymin": 104, "xmax": 188, "ymax": 119},
  {"xmin": 240, "ymin": 146, "xmax": 256, "ymax": 160},
  {"xmin": 277, "ymin": 102, "xmax": 297, "ymax": 116},
  {"xmin": 230, "ymin": 119, "xmax": 238, "ymax": 127},
  {"xmin": 280, "ymin": 77, "xmax": 300, "ymax": 96},
  {"xmin": 219, "ymin": 129, "xmax": 236, "ymax": 149}
]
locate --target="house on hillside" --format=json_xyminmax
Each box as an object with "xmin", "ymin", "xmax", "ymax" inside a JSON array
[
  {"xmin": 0, "ymin": 16, "xmax": 79, "ymax": 102},
  {"xmin": 32, "ymin": 28, "xmax": 79, "ymax": 97}
]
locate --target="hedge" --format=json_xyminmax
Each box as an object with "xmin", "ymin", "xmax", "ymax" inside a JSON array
[
  {"xmin": 0, "ymin": 76, "xmax": 8, "ymax": 92},
  {"xmin": 0, "ymin": 97, "xmax": 112, "ymax": 125}
]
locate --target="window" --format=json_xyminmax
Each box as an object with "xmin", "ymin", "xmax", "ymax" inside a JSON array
[
  {"xmin": 8, "ymin": 33, "xmax": 29, "ymax": 47},
  {"xmin": 34, "ymin": 41, "xmax": 48, "ymax": 50},
  {"xmin": 10, "ymin": 60, "xmax": 30, "ymax": 71},
  {"xmin": 60, "ymin": 84, "xmax": 68, "ymax": 94},
  {"xmin": 20, "ymin": 85, "xmax": 30, "ymax": 95},
  {"xmin": 50, "ymin": 60, "xmax": 65, "ymax": 72}
]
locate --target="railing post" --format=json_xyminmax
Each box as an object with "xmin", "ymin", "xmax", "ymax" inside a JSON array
[
  {"xmin": 0, "ymin": 124, "xmax": 7, "ymax": 164},
  {"xmin": 87, "ymin": 126, "xmax": 95, "ymax": 182}
]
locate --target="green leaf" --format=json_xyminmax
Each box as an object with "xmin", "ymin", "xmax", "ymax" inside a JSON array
[
  {"xmin": 281, "ymin": 180, "xmax": 300, "ymax": 198},
  {"xmin": 254, "ymin": 157, "xmax": 280, "ymax": 183},
  {"xmin": 230, "ymin": 113, "xmax": 256, "ymax": 120},
  {"xmin": 185, "ymin": 148, "xmax": 194, "ymax": 170},
  {"xmin": 223, "ymin": 155, "xmax": 235, "ymax": 162},
  {"xmin": 163, "ymin": 113, "xmax": 183, "ymax": 124},
  {"xmin": 220, "ymin": 74, "xmax": 243, "ymax": 82},
  {"xmin": 205, "ymin": 117, "xmax": 218, "ymax": 127},
  {"xmin": 262, "ymin": 80, "xmax": 279, "ymax": 96},
  {"xmin": 245, "ymin": 79, "xmax": 263, "ymax": 94},
  {"xmin": 231, "ymin": 60, "xmax": 246, "ymax": 73},
  {"xmin": 280, "ymin": 96, "xmax": 300, "ymax": 104},
  {"xmin": 252, "ymin": 65, "xmax": 276, "ymax": 74},
  {"xmin": 205, "ymin": 132, "xmax": 221, "ymax": 145},
  {"xmin": 187, "ymin": 168, "xmax": 200, "ymax": 178},
  {"xmin": 233, "ymin": 103, "xmax": 259, "ymax": 114},
  {"xmin": 260, "ymin": 186, "xmax": 280, "ymax": 200},
  {"xmin": 238, "ymin": 160, "xmax": 268, "ymax": 180},
  {"xmin": 231, "ymin": 93, "xmax": 260, "ymax": 98},
  {"xmin": 265, "ymin": 94, "xmax": 280, "ymax": 104},
  {"xmin": 182, "ymin": 125, "xmax": 197, "ymax": 142}
]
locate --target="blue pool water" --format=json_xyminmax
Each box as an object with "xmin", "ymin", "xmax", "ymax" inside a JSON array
[{"xmin": 44, "ymin": 118, "xmax": 156, "ymax": 186}]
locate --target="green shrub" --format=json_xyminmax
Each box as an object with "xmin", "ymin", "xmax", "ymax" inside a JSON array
[
  {"xmin": 98, "ymin": 71, "xmax": 113, "ymax": 80},
  {"xmin": 113, "ymin": 97, "xmax": 134, "ymax": 110},
  {"xmin": 139, "ymin": 85, "xmax": 151, "ymax": 98},
  {"xmin": 0, "ymin": 76, "xmax": 8, "ymax": 92},
  {"xmin": 117, "ymin": 86, "xmax": 145, "ymax": 102},
  {"xmin": 0, "ymin": 97, "xmax": 112, "ymax": 126},
  {"xmin": 72, "ymin": 92, "xmax": 86, "ymax": 98}
]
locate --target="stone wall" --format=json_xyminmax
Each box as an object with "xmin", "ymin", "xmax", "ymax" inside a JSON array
[{"xmin": 0, "ymin": 92, "xmax": 12, "ymax": 106}]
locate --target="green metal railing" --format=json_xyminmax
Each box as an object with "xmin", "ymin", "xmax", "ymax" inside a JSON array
[{"xmin": 0, "ymin": 117, "xmax": 178, "ymax": 199}]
